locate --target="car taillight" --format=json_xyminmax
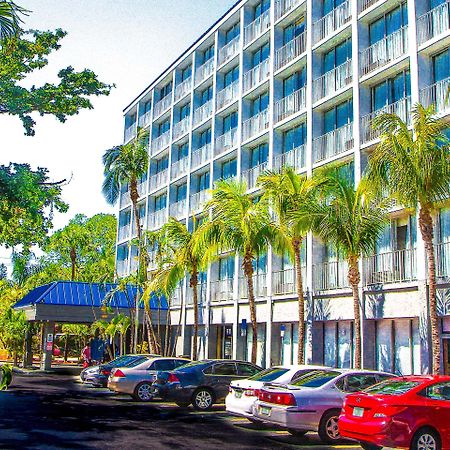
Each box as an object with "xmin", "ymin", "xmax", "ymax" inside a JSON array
[
  {"xmin": 114, "ymin": 369, "xmax": 126, "ymax": 378},
  {"xmin": 373, "ymin": 405, "xmax": 407, "ymax": 418},
  {"xmin": 168, "ymin": 373, "xmax": 180, "ymax": 383},
  {"xmin": 244, "ymin": 389, "xmax": 260, "ymax": 397},
  {"xmin": 101, "ymin": 369, "xmax": 111, "ymax": 376},
  {"xmin": 258, "ymin": 390, "xmax": 296, "ymax": 406}
]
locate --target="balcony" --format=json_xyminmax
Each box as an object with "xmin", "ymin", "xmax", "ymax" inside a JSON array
[
  {"xmin": 216, "ymin": 80, "xmax": 239, "ymax": 110},
  {"xmin": 275, "ymin": 0, "xmax": 305, "ymax": 21},
  {"xmin": 239, "ymin": 273, "xmax": 267, "ymax": 298},
  {"xmin": 175, "ymin": 77, "xmax": 192, "ymax": 102},
  {"xmin": 436, "ymin": 241, "xmax": 450, "ymax": 279},
  {"xmin": 313, "ymin": 260, "xmax": 349, "ymax": 291},
  {"xmin": 149, "ymin": 169, "xmax": 168, "ymax": 191},
  {"xmin": 190, "ymin": 189, "xmax": 210, "ymax": 213},
  {"xmin": 215, "ymin": 128, "xmax": 238, "ymax": 155},
  {"xmin": 116, "ymin": 260, "xmax": 128, "ymax": 278},
  {"xmin": 124, "ymin": 125, "xmax": 136, "ymax": 142},
  {"xmin": 242, "ymin": 162, "xmax": 268, "ymax": 190},
  {"xmin": 152, "ymin": 130, "xmax": 171, "ymax": 154},
  {"xmin": 361, "ymin": 96, "xmax": 411, "ymax": 144},
  {"xmin": 148, "ymin": 209, "xmax": 167, "ymax": 230},
  {"xmin": 211, "ymin": 278, "xmax": 234, "ymax": 302},
  {"xmin": 154, "ymin": 95, "xmax": 172, "ymax": 118},
  {"xmin": 218, "ymin": 36, "xmax": 240, "ymax": 66},
  {"xmin": 313, "ymin": 123, "xmax": 354, "ymax": 163},
  {"xmin": 118, "ymin": 224, "xmax": 130, "ymax": 241},
  {"xmin": 420, "ymin": 77, "xmax": 450, "ymax": 116},
  {"xmin": 243, "ymin": 58, "xmax": 271, "ymax": 92},
  {"xmin": 195, "ymin": 58, "xmax": 215, "ymax": 85},
  {"xmin": 244, "ymin": 9, "xmax": 270, "ymax": 45},
  {"xmin": 274, "ymin": 144, "xmax": 306, "ymax": 172},
  {"xmin": 131, "ymin": 215, "xmax": 145, "ymax": 237},
  {"xmin": 192, "ymin": 143, "xmax": 211, "ymax": 169},
  {"xmin": 173, "ymin": 117, "xmax": 190, "ymax": 140},
  {"xmin": 360, "ymin": 27, "xmax": 408, "ymax": 77},
  {"xmin": 275, "ymin": 86, "xmax": 306, "ymax": 122},
  {"xmin": 275, "ymin": 31, "xmax": 307, "ymax": 70},
  {"xmin": 242, "ymin": 109, "xmax": 270, "ymax": 141},
  {"xmin": 313, "ymin": 0, "xmax": 351, "ymax": 44},
  {"xmin": 186, "ymin": 282, "xmax": 207, "ymax": 306},
  {"xmin": 194, "ymin": 100, "xmax": 213, "ymax": 126},
  {"xmin": 272, "ymin": 266, "xmax": 306, "ymax": 295},
  {"xmin": 171, "ymin": 156, "xmax": 189, "ymax": 179},
  {"xmin": 169, "ymin": 199, "xmax": 187, "ymax": 219},
  {"xmin": 417, "ymin": 1, "xmax": 450, "ymax": 45},
  {"xmin": 357, "ymin": 0, "xmax": 380, "ymax": 13},
  {"xmin": 313, "ymin": 59, "xmax": 352, "ymax": 102},
  {"xmin": 138, "ymin": 111, "xmax": 151, "ymax": 128},
  {"xmin": 120, "ymin": 190, "xmax": 131, "ymax": 208}
]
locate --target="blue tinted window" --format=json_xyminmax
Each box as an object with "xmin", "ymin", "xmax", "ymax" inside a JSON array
[
  {"xmin": 225, "ymin": 23, "xmax": 240, "ymax": 43},
  {"xmin": 203, "ymin": 44, "xmax": 215, "ymax": 63},
  {"xmin": 283, "ymin": 17, "xmax": 305, "ymax": 44},
  {"xmin": 254, "ymin": 0, "xmax": 270, "ymax": 19},
  {"xmin": 251, "ymin": 143, "xmax": 269, "ymax": 167},
  {"xmin": 252, "ymin": 92, "xmax": 269, "ymax": 115},
  {"xmin": 324, "ymin": 100, "xmax": 352, "ymax": 132},
  {"xmin": 253, "ymin": 43, "xmax": 270, "ymax": 66},
  {"xmin": 181, "ymin": 66, "xmax": 191, "ymax": 81},
  {"xmin": 175, "ymin": 142, "xmax": 189, "ymax": 161},
  {"xmin": 155, "ymin": 194, "xmax": 167, "ymax": 211},
  {"xmin": 324, "ymin": 39, "xmax": 351, "ymax": 71},
  {"xmin": 283, "ymin": 123, "xmax": 306, "ymax": 152},
  {"xmin": 160, "ymin": 82, "xmax": 172, "ymax": 98},
  {"xmin": 221, "ymin": 158, "xmax": 237, "ymax": 179},
  {"xmin": 369, "ymin": 3, "xmax": 407, "ymax": 45},
  {"xmin": 283, "ymin": 69, "xmax": 306, "ymax": 96},
  {"xmin": 158, "ymin": 119, "xmax": 170, "ymax": 135},
  {"xmin": 433, "ymin": 49, "xmax": 450, "ymax": 83},
  {"xmin": 201, "ymin": 86, "xmax": 213, "ymax": 105},
  {"xmin": 179, "ymin": 103, "xmax": 190, "ymax": 120},
  {"xmin": 176, "ymin": 184, "xmax": 187, "ymax": 201},
  {"xmin": 223, "ymin": 112, "xmax": 238, "ymax": 131},
  {"xmin": 156, "ymin": 156, "xmax": 168, "ymax": 172},
  {"xmin": 219, "ymin": 255, "xmax": 235, "ymax": 279},
  {"xmin": 199, "ymin": 128, "xmax": 212, "ymax": 147},
  {"xmin": 224, "ymin": 66, "xmax": 239, "ymax": 86},
  {"xmin": 198, "ymin": 171, "xmax": 210, "ymax": 191}
]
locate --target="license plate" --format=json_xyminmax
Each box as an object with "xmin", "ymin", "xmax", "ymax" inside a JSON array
[
  {"xmin": 353, "ymin": 407, "xmax": 364, "ymax": 417},
  {"xmin": 235, "ymin": 391, "xmax": 242, "ymax": 399},
  {"xmin": 260, "ymin": 406, "xmax": 271, "ymax": 416}
]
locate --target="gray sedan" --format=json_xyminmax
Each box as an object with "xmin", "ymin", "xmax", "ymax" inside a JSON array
[
  {"xmin": 252, "ymin": 368, "xmax": 395, "ymax": 444},
  {"xmin": 108, "ymin": 357, "xmax": 191, "ymax": 401}
]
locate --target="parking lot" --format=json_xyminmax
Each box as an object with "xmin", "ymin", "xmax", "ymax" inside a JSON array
[{"xmin": 0, "ymin": 371, "xmax": 364, "ymax": 449}]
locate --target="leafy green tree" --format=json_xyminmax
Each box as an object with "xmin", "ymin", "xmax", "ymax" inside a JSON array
[
  {"xmin": 369, "ymin": 104, "xmax": 450, "ymax": 374},
  {"xmin": 0, "ymin": 0, "xmax": 27, "ymax": 39}
]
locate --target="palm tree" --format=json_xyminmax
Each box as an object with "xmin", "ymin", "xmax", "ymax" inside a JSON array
[
  {"xmin": 258, "ymin": 167, "xmax": 318, "ymax": 364},
  {"xmin": 201, "ymin": 179, "xmax": 275, "ymax": 364},
  {"xmin": 369, "ymin": 104, "xmax": 450, "ymax": 374},
  {"xmin": 0, "ymin": 1, "xmax": 27, "ymax": 40}
]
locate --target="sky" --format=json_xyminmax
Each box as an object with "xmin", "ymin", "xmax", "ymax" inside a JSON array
[{"xmin": 0, "ymin": 0, "xmax": 237, "ymax": 269}]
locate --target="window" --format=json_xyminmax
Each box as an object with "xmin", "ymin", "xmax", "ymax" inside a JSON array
[
  {"xmin": 254, "ymin": 0, "xmax": 270, "ymax": 19},
  {"xmin": 203, "ymin": 44, "xmax": 215, "ymax": 63},
  {"xmin": 252, "ymin": 254, "xmax": 267, "ymax": 274},
  {"xmin": 324, "ymin": 100, "xmax": 353, "ymax": 133},
  {"xmin": 156, "ymin": 156, "xmax": 169, "ymax": 173},
  {"xmin": 179, "ymin": 103, "xmax": 190, "ymax": 120},
  {"xmin": 219, "ymin": 255, "xmax": 234, "ymax": 280},
  {"xmin": 283, "ymin": 69, "xmax": 306, "ymax": 97},
  {"xmin": 291, "ymin": 370, "xmax": 340, "ymax": 387},
  {"xmin": 431, "ymin": 0, "xmax": 448, "ymax": 8},
  {"xmin": 237, "ymin": 363, "xmax": 261, "ymax": 376},
  {"xmin": 283, "ymin": 17, "xmax": 305, "ymax": 44},
  {"xmin": 198, "ymin": 171, "xmax": 210, "ymax": 191},
  {"xmin": 181, "ymin": 66, "xmax": 191, "ymax": 81},
  {"xmin": 175, "ymin": 183, "xmax": 187, "ymax": 202},
  {"xmin": 324, "ymin": 39, "xmax": 351, "ymax": 72},
  {"xmin": 421, "ymin": 382, "xmax": 450, "ymax": 401},
  {"xmin": 250, "ymin": 143, "xmax": 268, "ymax": 167},
  {"xmin": 160, "ymin": 81, "xmax": 172, "ymax": 99},
  {"xmin": 151, "ymin": 360, "xmax": 175, "ymax": 371},
  {"xmin": 224, "ymin": 66, "xmax": 239, "ymax": 87},
  {"xmin": 220, "ymin": 158, "xmax": 237, "ymax": 180},
  {"xmin": 213, "ymin": 362, "xmax": 237, "ymax": 375},
  {"xmin": 251, "ymin": 92, "xmax": 269, "ymax": 116},
  {"xmin": 158, "ymin": 119, "xmax": 170, "ymax": 136},
  {"xmin": 200, "ymin": 86, "xmax": 213, "ymax": 105},
  {"xmin": 174, "ymin": 142, "xmax": 189, "ymax": 162},
  {"xmin": 369, "ymin": 3, "xmax": 408, "ymax": 45},
  {"xmin": 336, "ymin": 374, "xmax": 379, "ymax": 393},
  {"xmin": 223, "ymin": 112, "xmax": 238, "ymax": 132},
  {"xmin": 225, "ymin": 23, "xmax": 240, "ymax": 43},
  {"xmin": 324, "ymin": 0, "xmax": 346, "ymax": 15},
  {"xmin": 440, "ymin": 209, "xmax": 450, "ymax": 242},
  {"xmin": 433, "ymin": 48, "xmax": 450, "ymax": 83},
  {"xmin": 249, "ymin": 367, "xmax": 289, "ymax": 381},
  {"xmin": 174, "ymin": 360, "xmax": 189, "ymax": 368},
  {"xmin": 372, "ymin": 70, "xmax": 410, "ymax": 111},
  {"xmin": 252, "ymin": 43, "xmax": 270, "ymax": 67},
  {"xmin": 141, "ymin": 100, "xmax": 151, "ymax": 114},
  {"xmin": 199, "ymin": 128, "xmax": 212, "ymax": 147},
  {"xmin": 365, "ymin": 379, "xmax": 419, "ymax": 395},
  {"xmin": 283, "ymin": 123, "xmax": 306, "ymax": 152},
  {"xmin": 154, "ymin": 194, "xmax": 167, "ymax": 211}
]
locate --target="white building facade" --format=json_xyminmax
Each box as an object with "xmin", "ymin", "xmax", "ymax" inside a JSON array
[{"xmin": 117, "ymin": 0, "xmax": 450, "ymax": 374}]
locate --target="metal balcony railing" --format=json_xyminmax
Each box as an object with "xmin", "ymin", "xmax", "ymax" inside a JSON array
[
  {"xmin": 211, "ymin": 279, "xmax": 234, "ymax": 302},
  {"xmin": 171, "ymin": 156, "xmax": 189, "ymax": 179},
  {"xmin": 152, "ymin": 130, "xmax": 171, "ymax": 154},
  {"xmin": 244, "ymin": 9, "xmax": 271, "ymax": 45},
  {"xmin": 243, "ymin": 58, "xmax": 271, "ymax": 92},
  {"xmin": 420, "ymin": 77, "xmax": 450, "ymax": 116},
  {"xmin": 154, "ymin": 95, "xmax": 172, "ymax": 118},
  {"xmin": 194, "ymin": 100, "xmax": 213, "ymax": 126},
  {"xmin": 275, "ymin": 0, "xmax": 305, "ymax": 21},
  {"xmin": 192, "ymin": 143, "xmax": 211, "ymax": 169},
  {"xmin": 216, "ymin": 80, "xmax": 239, "ymax": 110},
  {"xmin": 274, "ymin": 144, "xmax": 306, "ymax": 172},
  {"xmin": 186, "ymin": 282, "xmax": 207, "ymax": 306},
  {"xmin": 313, "ymin": 260, "xmax": 349, "ymax": 291},
  {"xmin": 275, "ymin": 31, "xmax": 307, "ymax": 70},
  {"xmin": 195, "ymin": 58, "xmax": 215, "ymax": 85},
  {"xmin": 119, "ymin": 190, "xmax": 131, "ymax": 208},
  {"xmin": 118, "ymin": 224, "xmax": 130, "ymax": 241},
  {"xmin": 148, "ymin": 209, "xmax": 167, "ymax": 230},
  {"xmin": 242, "ymin": 109, "xmax": 270, "ymax": 141},
  {"xmin": 436, "ymin": 241, "xmax": 450, "ymax": 279},
  {"xmin": 173, "ymin": 117, "xmax": 190, "ymax": 140},
  {"xmin": 218, "ymin": 35, "xmax": 240, "ymax": 66},
  {"xmin": 360, "ymin": 26, "xmax": 408, "ymax": 76},
  {"xmin": 190, "ymin": 189, "xmax": 210, "ymax": 213},
  {"xmin": 313, "ymin": 0, "xmax": 351, "ymax": 44},
  {"xmin": 149, "ymin": 169, "xmax": 168, "ymax": 191},
  {"xmin": 417, "ymin": 1, "xmax": 450, "ymax": 45},
  {"xmin": 275, "ymin": 86, "xmax": 306, "ymax": 122},
  {"xmin": 242, "ymin": 162, "xmax": 268, "ymax": 190},
  {"xmin": 138, "ymin": 111, "xmax": 151, "ymax": 128},
  {"xmin": 131, "ymin": 214, "xmax": 145, "ymax": 237},
  {"xmin": 169, "ymin": 199, "xmax": 187, "ymax": 219},
  {"xmin": 313, "ymin": 123, "xmax": 354, "ymax": 163},
  {"xmin": 313, "ymin": 59, "xmax": 352, "ymax": 102},
  {"xmin": 272, "ymin": 266, "xmax": 306, "ymax": 295},
  {"xmin": 215, "ymin": 128, "xmax": 238, "ymax": 155},
  {"xmin": 174, "ymin": 77, "xmax": 192, "ymax": 102},
  {"xmin": 357, "ymin": 0, "xmax": 380, "ymax": 13},
  {"xmin": 124, "ymin": 125, "xmax": 136, "ymax": 142},
  {"xmin": 239, "ymin": 273, "xmax": 267, "ymax": 298}
]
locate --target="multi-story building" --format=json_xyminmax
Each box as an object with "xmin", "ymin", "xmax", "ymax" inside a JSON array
[{"xmin": 116, "ymin": 0, "xmax": 450, "ymax": 374}]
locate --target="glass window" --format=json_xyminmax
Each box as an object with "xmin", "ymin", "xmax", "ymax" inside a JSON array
[
  {"xmin": 421, "ymin": 382, "xmax": 450, "ymax": 401},
  {"xmin": 221, "ymin": 158, "xmax": 237, "ymax": 179},
  {"xmin": 213, "ymin": 362, "xmax": 237, "ymax": 375},
  {"xmin": 283, "ymin": 69, "xmax": 306, "ymax": 97},
  {"xmin": 200, "ymin": 86, "xmax": 213, "ymax": 105},
  {"xmin": 324, "ymin": 39, "xmax": 351, "ymax": 72},
  {"xmin": 175, "ymin": 142, "xmax": 189, "ymax": 161},
  {"xmin": 440, "ymin": 209, "xmax": 450, "ymax": 242},
  {"xmin": 252, "ymin": 43, "xmax": 270, "ymax": 67},
  {"xmin": 337, "ymin": 374, "xmax": 379, "ymax": 392},
  {"xmin": 142, "ymin": 100, "xmax": 151, "ymax": 114},
  {"xmin": 251, "ymin": 92, "xmax": 269, "ymax": 116},
  {"xmin": 154, "ymin": 194, "xmax": 167, "ymax": 211},
  {"xmin": 156, "ymin": 156, "xmax": 169, "ymax": 173},
  {"xmin": 237, "ymin": 363, "xmax": 261, "ymax": 376},
  {"xmin": 290, "ymin": 370, "xmax": 340, "ymax": 387},
  {"xmin": 179, "ymin": 103, "xmax": 190, "ymax": 120},
  {"xmin": 223, "ymin": 112, "xmax": 238, "ymax": 132},
  {"xmin": 198, "ymin": 171, "xmax": 210, "ymax": 191},
  {"xmin": 283, "ymin": 17, "xmax": 305, "ymax": 44},
  {"xmin": 151, "ymin": 360, "xmax": 175, "ymax": 371},
  {"xmin": 365, "ymin": 379, "xmax": 419, "ymax": 395},
  {"xmin": 248, "ymin": 367, "xmax": 289, "ymax": 382},
  {"xmin": 158, "ymin": 119, "xmax": 170, "ymax": 136},
  {"xmin": 219, "ymin": 255, "xmax": 234, "ymax": 280},
  {"xmin": 283, "ymin": 123, "xmax": 306, "ymax": 152},
  {"xmin": 176, "ymin": 183, "xmax": 187, "ymax": 202},
  {"xmin": 252, "ymin": 254, "xmax": 267, "ymax": 274},
  {"xmin": 160, "ymin": 81, "xmax": 172, "ymax": 99},
  {"xmin": 225, "ymin": 23, "xmax": 240, "ymax": 43},
  {"xmin": 224, "ymin": 66, "xmax": 239, "ymax": 86},
  {"xmin": 203, "ymin": 44, "xmax": 215, "ymax": 63},
  {"xmin": 324, "ymin": 100, "xmax": 353, "ymax": 133},
  {"xmin": 251, "ymin": 143, "xmax": 269, "ymax": 167},
  {"xmin": 433, "ymin": 49, "xmax": 450, "ymax": 83},
  {"xmin": 174, "ymin": 360, "xmax": 189, "ymax": 368},
  {"xmin": 254, "ymin": 0, "xmax": 270, "ymax": 19},
  {"xmin": 369, "ymin": 3, "xmax": 407, "ymax": 45},
  {"xmin": 181, "ymin": 66, "xmax": 191, "ymax": 81},
  {"xmin": 199, "ymin": 128, "xmax": 212, "ymax": 147}
]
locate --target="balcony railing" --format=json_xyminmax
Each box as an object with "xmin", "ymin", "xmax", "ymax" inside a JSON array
[
  {"xmin": 154, "ymin": 95, "xmax": 172, "ymax": 118},
  {"xmin": 313, "ymin": 123, "xmax": 354, "ymax": 163},
  {"xmin": 190, "ymin": 189, "xmax": 210, "ymax": 213},
  {"xmin": 211, "ymin": 278, "xmax": 234, "ymax": 302},
  {"xmin": 192, "ymin": 143, "xmax": 211, "ymax": 169},
  {"xmin": 120, "ymin": 190, "xmax": 131, "ymax": 208},
  {"xmin": 173, "ymin": 117, "xmax": 190, "ymax": 140},
  {"xmin": 242, "ymin": 162, "xmax": 268, "ymax": 190},
  {"xmin": 137, "ymin": 179, "xmax": 147, "ymax": 198},
  {"xmin": 242, "ymin": 109, "xmax": 270, "ymax": 141},
  {"xmin": 174, "ymin": 77, "xmax": 192, "ymax": 102},
  {"xmin": 171, "ymin": 156, "xmax": 189, "ymax": 179},
  {"xmin": 363, "ymin": 248, "xmax": 417, "ymax": 285},
  {"xmin": 118, "ymin": 224, "xmax": 130, "ymax": 241},
  {"xmin": 361, "ymin": 96, "xmax": 411, "ymax": 144},
  {"xmin": 239, "ymin": 273, "xmax": 267, "ymax": 298},
  {"xmin": 215, "ymin": 128, "xmax": 238, "ymax": 155},
  {"xmin": 218, "ymin": 35, "xmax": 240, "ymax": 66},
  {"xmin": 357, "ymin": 0, "xmax": 380, "ymax": 13},
  {"xmin": 275, "ymin": 31, "xmax": 307, "ymax": 70},
  {"xmin": 195, "ymin": 58, "xmax": 215, "ymax": 85},
  {"xmin": 274, "ymin": 144, "xmax": 306, "ymax": 172},
  {"xmin": 149, "ymin": 169, "xmax": 168, "ymax": 191},
  {"xmin": 244, "ymin": 9, "xmax": 270, "ymax": 45},
  {"xmin": 138, "ymin": 111, "xmax": 151, "ymax": 128},
  {"xmin": 116, "ymin": 260, "xmax": 128, "ymax": 278},
  {"xmin": 243, "ymin": 58, "xmax": 271, "ymax": 92},
  {"xmin": 131, "ymin": 214, "xmax": 145, "ymax": 237},
  {"xmin": 124, "ymin": 125, "xmax": 136, "ymax": 142},
  {"xmin": 272, "ymin": 266, "xmax": 306, "ymax": 295},
  {"xmin": 275, "ymin": 86, "xmax": 306, "ymax": 122},
  {"xmin": 186, "ymin": 282, "xmax": 207, "ymax": 306},
  {"xmin": 148, "ymin": 209, "xmax": 167, "ymax": 230},
  {"xmin": 360, "ymin": 26, "xmax": 408, "ymax": 77},
  {"xmin": 169, "ymin": 199, "xmax": 187, "ymax": 219},
  {"xmin": 313, "ymin": 260, "xmax": 349, "ymax": 291},
  {"xmin": 275, "ymin": 0, "xmax": 305, "ymax": 21},
  {"xmin": 417, "ymin": 1, "xmax": 450, "ymax": 45},
  {"xmin": 436, "ymin": 241, "xmax": 450, "ymax": 279},
  {"xmin": 194, "ymin": 100, "xmax": 213, "ymax": 126},
  {"xmin": 313, "ymin": 59, "xmax": 352, "ymax": 102},
  {"xmin": 216, "ymin": 80, "xmax": 239, "ymax": 110},
  {"xmin": 420, "ymin": 77, "xmax": 450, "ymax": 116},
  {"xmin": 313, "ymin": 0, "xmax": 351, "ymax": 44},
  {"xmin": 152, "ymin": 130, "xmax": 171, "ymax": 154}
]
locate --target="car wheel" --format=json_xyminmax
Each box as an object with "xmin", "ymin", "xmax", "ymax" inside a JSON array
[
  {"xmin": 192, "ymin": 388, "xmax": 215, "ymax": 411},
  {"xmin": 133, "ymin": 382, "xmax": 154, "ymax": 402},
  {"xmin": 175, "ymin": 401, "xmax": 191, "ymax": 408},
  {"xmin": 318, "ymin": 410, "xmax": 341, "ymax": 444},
  {"xmin": 287, "ymin": 429, "xmax": 307, "ymax": 438},
  {"xmin": 360, "ymin": 443, "xmax": 383, "ymax": 450},
  {"xmin": 411, "ymin": 428, "xmax": 441, "ymax": 450}
]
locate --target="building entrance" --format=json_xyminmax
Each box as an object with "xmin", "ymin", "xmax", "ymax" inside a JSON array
[{"xmin": 216, "ymin": 325, "xmax": 233, "ymax": 359}]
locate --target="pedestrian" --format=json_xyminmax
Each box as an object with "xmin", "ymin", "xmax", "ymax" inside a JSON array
[{"xmin": 81, "ymin": 344, "xmax": 91, "ymax": 368}]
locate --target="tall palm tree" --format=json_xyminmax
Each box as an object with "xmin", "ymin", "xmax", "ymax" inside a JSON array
[
  {"xmin": 201, "ymin": 179, "xmax": 275, "ymax": 364},
  {"xmin": 258, "ymin": 167, "xmax": 318, "ymax": 364},
  {"xmin": 0, "ymin": 1, "xmax": 27, "ymax": 40},
  {"xmin": 369, "ymin": 104, "xmax": 450, "ymax": 374}
]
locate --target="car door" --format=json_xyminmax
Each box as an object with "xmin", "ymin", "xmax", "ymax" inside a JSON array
[
  {"xmin": 236, "ymin": 363, "xmax": 261, "ymax": 378},
  {"xmin": 207, "ymin": 362, "xmax": 238, "ymax": 399},
  {"xmin": 149, "ymin": 360, "xmax": 176, "ymax": 381},
  {"xmin": 335, "ymin": 374, "xmax": 380, "ymax": 406}
]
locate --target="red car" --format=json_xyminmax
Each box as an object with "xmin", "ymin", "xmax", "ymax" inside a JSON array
[{"xmin": 339, "ymin": 375, "xmax": 450, "ymax": 450}]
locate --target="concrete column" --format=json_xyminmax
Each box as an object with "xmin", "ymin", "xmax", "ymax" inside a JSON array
[
  {"xmin": 23, "ymin": 329, "xmax": 33, "ymax": 368},
  {"xmin": 40, "ymin": 322, "xmax": 55, "ymax": 371}
]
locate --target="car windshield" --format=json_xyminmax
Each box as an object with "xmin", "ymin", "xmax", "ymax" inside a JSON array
[
  {"xmin": 249, "ymin": 367, "xmax": 289, "ymax": 382},
  {"xmin": 290, "ymin": 370, "xmax": 340, "ymax": 388},
  {"xmin": 364, "ymin": 380, "xmax": 420, "ymax": 395}
]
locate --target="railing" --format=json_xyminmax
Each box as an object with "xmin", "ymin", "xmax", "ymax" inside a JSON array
[
  {"xmin": 436, "ymin": 241, "xmax": 450, "ymax": 279},
  {"xmin": 149, "ymin": 169, "xmax": 168, "ymax": 191},
  {"xmin": 242, "ymin": 109, "xmax": 270, "ymax": 141},
  {"xmin": 243, "ymin": 58, "xmax": 271, "ymax": 92},
  {"xmin": 272, "ymin": 267, "xmax": 306, "ymax": 295},
  {"xmin": 417, "ymin": 1, "xmax": 450, "ymax": 45},
  {"xmin": 420, "ymin": 77, "xmax": 450, "ymax": 116},
  {"xmin": 218, "ymin": 35, "xmax": 240, "ymax": 66},
  {"xmin": 363, "ymin": 248, "xmax": 417, "ymax": 285},
  {"xmin": 173, "ymin": 117, "xmax": 190, "ymax": 140},
  {"xmin": 211, "ymin": 279, "xmax": 234, "ymax": 302},
  {"xmin": 239, "ymin": 273, "xmax": 267, "ymax": 298},
  {"xmin": 195, "ymin": 58, "xmax": 215, "ymax": 85},
  {"xmin": 137, "ymin": 179, "xmax": 147, "ymax": 198},
  {"xmin": 118, "ymin": 224, "xmax": 130, "ymax": 241},
  {"xmin": 313, "ymin": 0, "xmax": 351, "ymax": 44},
  {"xmin": 274, "ymin": 144, "xmax": 306, "ymax": 172},
  {"xmin": 216, "ymin": 80, "xmax": 239, "ymax": 110},
  {"xmin": 154, "ymin": 95, "xmax": 172, "ymax": 118},
  {"xmin": 152, "ymin": 130, "xmax": 171, "ymax": 154},
  {"xmin": 186, "ymin": 282, "xmax": 207, "ymax": 306},
  {"xmin": 124, "ymin": 125, "xmax": 136, "ymax": 142},
  {"xmin": 174, "ymin": 77, "xmax": 192, "ymax": 102},
  {"xmin": 244, "ymin": 9, "xmax": 271, "ymax": 45},
  {"xmin": 275, "ymin": 0, "xmax": 305, "ymax": 20},
  {"xmin": 138, "ymin": 111, "xmax": 151, "ymax": 128},
  {"xmin": 190, "ymin": 189, "xmax": 210, "ymax": 213},
  {"xmin": 116, "ymin": 260, "xmax": 128, "ymax": 278},
  {"xmin": 131, "ymin": 214, "xmax": 145, "ymax": 237},
  {"xmin": 313, "ymin": 59, "xmax": 352, "ymax": 102},
  {"xmin": 215, "ymin": 128, "xmax": 238, "ymax": 155},
  {"xmin": 169, "ymin": 199, "xmax": 187, "ymax": 219},
  {"xmin": 275, "ymin": 31, "xmax": 307, "ymax": 70},
  {"xmin": 242, "ymin": 162, "xmax": 268, "ymax": 190},
  {"xmin": 360, "ymin": 26, "xmax": 408, "ymax": 76},
  {"xmin": 192, "ymin": 143, "xmax": 211, "ymax": 169},
  {"xmin": 171, "ymin": 156, "xmax": 189, "ymax": 178},
  {"xmin": 313, "ymin": 123, "xmax": 354, "ymax": 163},
  {"xmin": 119, "ymin": 190, "xmax": 131, "ymax": 208},
  {"xmin": 361, "ymin": 97, "xmax": 411, "ymax": 144},
  {"xmin": 313, "ymin": 260, "xmax": 349, "ymax": 291},
  {"xmin": 194, "ymin": 99, "xmax": 213, "ymax": 126},
  {"xmin": 275, "ymin": 86, "xmax": 306, "ymax": 122},
  {"xmin": 148, "ymin": 209, "xmax": 167, "ymax": 230},
  {"xmin": 357, "ymin": 0, "xmax": 380, "ymax": 13}
]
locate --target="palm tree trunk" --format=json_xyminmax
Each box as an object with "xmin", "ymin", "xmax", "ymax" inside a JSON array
[
  {"xmin": 190, "ymin": 270, "xmax": 199, "ymax": 361},
  {"xmin": 144, "ymin": 305, "xmax": 159, "ymax": 354},
  {"xmin": 293, "ymin": 238, "xmax": 305, "ymax": 365},
  {"xmin": 419, "ymin": 206, "xmax": 440, "ymax": 374},
  {"xmin": 348, "ymin": 256, "xmax": 362, "ymax": 369},
  {"xmin": 70, "ymin": 247, "xmax": 76, "ymax": 281},
  {"xmin": 243, "ymin": 253, "xmax": 258, "ymax": 365}
]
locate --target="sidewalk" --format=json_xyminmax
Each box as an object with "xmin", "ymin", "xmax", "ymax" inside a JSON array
[{"xmin": 12, "ymin": 364, "xmax": 82, "ymax": 377}]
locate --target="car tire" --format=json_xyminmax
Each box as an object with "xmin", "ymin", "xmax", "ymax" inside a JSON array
[
  {"xmin": 360, "ymin": 443, "xmax": 382, "ymax": 450},
  {"xmin": 287, "ymin": 429, "xmax": 307, "ymax": 438},
  {"xmin": 192, "ymin": 388, "xmax": 215, "ymax": 411},
  {"xmin": 133, "ymin": 382, "xmax": 154, "ymax": 402},
  {"xmin": 318, "ymin": 409, "xmax": 341, "ymax": 444},
  {"xmin": 411, "ymin": 428, "xmax": 441, "ymax": 450},
  {"xmin": 175, "ymin": 401, "xmax": 191, "ymax": 408}
]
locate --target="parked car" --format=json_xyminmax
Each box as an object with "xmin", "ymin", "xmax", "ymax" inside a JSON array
[
  {"xmin": 153, "ymin": 359, "xmax": 262, "ymax": 411},
  {"xmin": 226, "ymin": 364, "xmax": 328, "ymax": 420},
  {"xmin": 108, "ymin": 357, "xmax": 191, "ymax": 401},
  {"xmin": 252, "ymin": 369, "xmax": 395, "ymax": 444},
  {"xmin": 339, "ymin": 375, "xmax": 450, "ymax": 450}
]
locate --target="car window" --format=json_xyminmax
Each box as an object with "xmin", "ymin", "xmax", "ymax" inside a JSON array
[
  {"xmin": 151, "ymin": 360, "xmax": 175, "ymax": 371},
  {"xmin": 213, "ymin": 363, "xmax": 237, "ymax": 376},
  {"xmin": 174, "ymin": 360, "xmax": 189, "ymax": 368},
  {"xmin": 290, "ymin": 370, "xmax": 340, "ymax": 388},
  {"xmin": 249, "ymin": 367, "xmax": 289, "ymax": 382},
  {"xmin": 364, "ymin": 380, "xmax": 420, "ymax": 395},
  {"xmin": 126, "ymin": 357, "xmax": 150, "ymax": 368},
  {"xmin": 202, "ymin": 365, "xmax": 213, "ymax": 375},
  {"xmin": 291, "ymin": 369, "xmax": 320, "ymax": 383},
  {"xmin": 237, "ymin": 363, "xmax": 260, "ymax": 377},
  {"xmin": 420, "ymin": 382, "xmax": 450, "ymax": 401},
  {"xmin": 338, "ymin": 374, "xmax": 379, "ymax": 393}
]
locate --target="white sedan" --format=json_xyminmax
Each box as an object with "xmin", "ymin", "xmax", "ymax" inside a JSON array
[{"xmin": 225, "ymin": 364, "xmax": 327, "ymax": 419}]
